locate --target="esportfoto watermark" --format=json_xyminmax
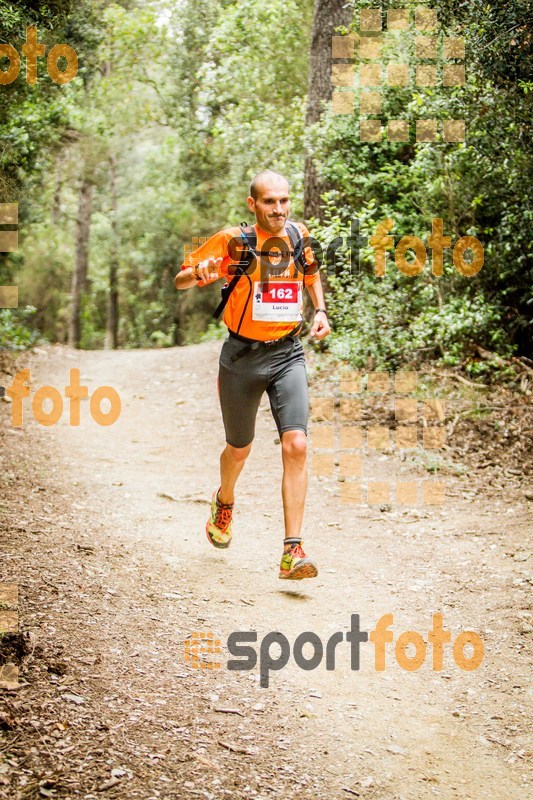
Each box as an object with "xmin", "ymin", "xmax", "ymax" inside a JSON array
[
  {"xmin": 0, "ymin": 203, "xmax": 19, "ymax": 308},
  {"xmin": 0, "ymin": 26, "xmax": 78, "ymax": 85},
  {"xmin": 2, "ymin": 369, "xmax": 121, "ymax": 427},
  {"xmin": 0, "ymin": 583, "xmax": 19, "ymax": 690},
  {"xmin": 184, "ymin": 217, "xmax": 484, "ymax": 277},
  {"xmin": 185, "ymin": 613, "xmax": 484, "ymax": 687},
  {"xmin": 331, "ymin": 6, "xmax": 467, "ymax": 142},
  {"xmin": 311, "ymin": 369, "xmax": 448, "ymax": 507}
]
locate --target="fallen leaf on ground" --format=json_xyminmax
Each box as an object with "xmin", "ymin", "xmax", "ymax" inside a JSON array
[
  {"xmin": 214, "ymin": 707, "xmax": 245, "ymax": 716},
  {"xmin": 61, "ymin": 693, "xmax": 85, "ymax": 705},
  {"xmin": 217, "ymin": 740, "xmax": 254, "ymax": 755}
]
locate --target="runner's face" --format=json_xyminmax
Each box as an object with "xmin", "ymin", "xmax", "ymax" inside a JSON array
[{"xmin": 248, "ymin": 179, "xmax": 291, "ymax": 234}]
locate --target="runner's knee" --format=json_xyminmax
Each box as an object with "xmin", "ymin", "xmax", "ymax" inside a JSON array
[
  {"xmin": 225, "ymin": 442, "xmax": 252, "ymax": 463},
  {"xmin": 281, "ymin": 430, "xmax": 307, "ymax": 461}
]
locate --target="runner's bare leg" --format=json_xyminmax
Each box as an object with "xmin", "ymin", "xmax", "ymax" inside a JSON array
[
  {"xmin": 218, "ymin": 443, "xmax": 252, "ymax": 505},
  {"xmin": 280, "ymin": 430, "xmax": 308, "ymax": 538}
]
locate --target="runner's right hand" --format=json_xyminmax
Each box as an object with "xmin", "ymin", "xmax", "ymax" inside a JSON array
[{"xmin": 193, "ymin": 257, "xmax": 223, "ymax": 284}]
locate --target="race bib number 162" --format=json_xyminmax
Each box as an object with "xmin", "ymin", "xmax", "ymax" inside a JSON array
[{"xmin": 252, "ymin": 281, "xmax": 302, "ymax": 322}]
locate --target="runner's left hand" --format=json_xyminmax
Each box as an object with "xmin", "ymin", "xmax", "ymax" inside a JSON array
[{"xmin": 309, "ymin": 311, "xmax": 331, "ymax": 341}]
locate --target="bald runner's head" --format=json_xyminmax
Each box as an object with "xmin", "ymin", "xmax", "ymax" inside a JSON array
[
  {"xmin": 249, "ymin": 170, "xmax": 289, "ymax": 200},
  {"xmin": 248, "ymin": 171, "xmax": 291, "ymax": 235}
]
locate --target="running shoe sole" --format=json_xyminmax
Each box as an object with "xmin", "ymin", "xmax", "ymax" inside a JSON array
[
  {"xmin": 205, "ymin": 522, "xmax": 232, "ymax": 549},
  {"xmin": 279, "ymin": 558, "xmax": 318, "ymax": 580}
]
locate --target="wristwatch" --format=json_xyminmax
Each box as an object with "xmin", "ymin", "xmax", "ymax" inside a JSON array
[{"xmin": 314, "ymin": 308, "xmax": 327, "ymax": 315}]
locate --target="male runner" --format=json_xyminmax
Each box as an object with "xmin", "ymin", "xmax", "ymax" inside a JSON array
[{"xmin": 174, "ymin": 170, "xmax": 330, "ymax": 579}]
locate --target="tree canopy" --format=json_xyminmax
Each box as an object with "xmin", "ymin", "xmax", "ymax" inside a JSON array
[{"xmin": 0, "ymin": 0, "xmax": 530, "ymax": 379}]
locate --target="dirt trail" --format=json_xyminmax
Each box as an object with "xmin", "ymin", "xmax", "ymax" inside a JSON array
[{"xmin": 0, "ymin": 342, "xmax": 531, "ymax": 800}]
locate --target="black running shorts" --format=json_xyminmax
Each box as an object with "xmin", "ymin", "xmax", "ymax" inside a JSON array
[{"xmin": 217, "ymin": 335, "xmax": 309, "ymax": 448}]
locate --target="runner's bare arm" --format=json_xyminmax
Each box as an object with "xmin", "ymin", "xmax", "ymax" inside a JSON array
[
  {"xmin": 306, "ymin": 280, "xmax": 331, "ymax": 340},
  {"xmin": 174, "ymin": 257, "xmax": 223, "ymax": 290}
]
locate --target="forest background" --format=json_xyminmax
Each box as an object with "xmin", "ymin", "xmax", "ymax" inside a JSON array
[{"xmin": 0, "ymin": 0, "xmax": 531, "ymax": 378}]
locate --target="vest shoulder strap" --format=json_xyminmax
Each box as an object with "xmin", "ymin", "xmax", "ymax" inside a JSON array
[
  {"xmin": 285, "ymin": 221, "xmax": 309, "ymax": 285},
  {"xmin": 239, "ymin": 224, "xmax": 257, "ymax": 258},
  {"xmin": 212, "ymin": 224, "xmax": 256, "ymax": 320}
]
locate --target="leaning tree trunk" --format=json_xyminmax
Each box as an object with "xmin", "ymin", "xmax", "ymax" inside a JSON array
[
  {"xmin": 69, "ymin": 178, "xmax": 93, "ymax": 348},
  {"xmin": 105, "ymin": 151, "xmax": 119, "ymax": 350},
  {"xmin": 304, "ymin": 0, "xmax": 354, "ymax": 222}
]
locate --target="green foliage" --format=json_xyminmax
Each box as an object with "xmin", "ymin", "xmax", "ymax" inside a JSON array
[
  {"xmin": 16, "ymin": 218, "xmax": 73, "ymax": 342},
  {"xmin": 309, "ymin": 0, "xmax": 532, "ymax": 372},
  {"xmin": 1, "ymin": 0, "xmax": 529, "ymax": 372},
  {"xmin": 0, "ymin": 307, "xmax": 40, "ymax": 350},
  {"xmin": 0, "ymin": 0, "xmax": 80, "ymax": 199},
  {"xmin": 435, "ymin": 0, "xmax": 532, "ymax": 87},
  {"xmin": 0, "ymin": 0, "xmax": 72, "ymax": 39}
]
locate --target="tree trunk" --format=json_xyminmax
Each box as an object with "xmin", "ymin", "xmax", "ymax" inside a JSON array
[
  {"xmin": 304, "ymin": 0, "xmax": 353, "ymax": 222},
  {"xmin": 52, "ymin": 162, "xmax": 62, "ymax": 226},
  {"xmin": 69, "ymin": 178, "xmax": 93, "ymax": 348},
  {"xmin": 105, "ymin": 152, "xmax": 119, "ymax": 350}
]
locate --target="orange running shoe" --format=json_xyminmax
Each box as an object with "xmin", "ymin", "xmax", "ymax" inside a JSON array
[
  {"xmin": 279, "ymin": 538, "xmax": 318, "ymax": 580},
  {"xmin": 206, "ymin": 489, "xmax": 234, "ymax": 548}
]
